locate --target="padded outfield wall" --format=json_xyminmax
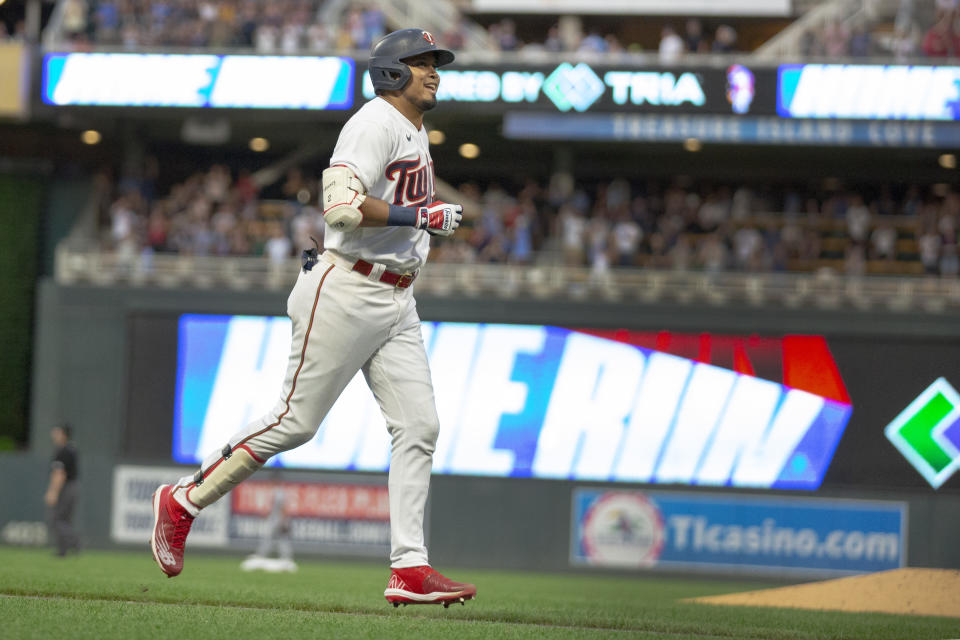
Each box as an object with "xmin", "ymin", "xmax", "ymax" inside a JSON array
[{"xmin": 4, "ymin": 278, "xmax": 960, "ymax": 576}]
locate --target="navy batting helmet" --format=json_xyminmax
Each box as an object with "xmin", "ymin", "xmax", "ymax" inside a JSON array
[{"xmin": 368, "ymin": 28, "xmax": 455, "ymax": 92}]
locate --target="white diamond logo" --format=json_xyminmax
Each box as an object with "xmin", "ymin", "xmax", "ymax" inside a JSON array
[{"xmin": 542, "ymin": 63, "xmax": 605, "ymax": 112}]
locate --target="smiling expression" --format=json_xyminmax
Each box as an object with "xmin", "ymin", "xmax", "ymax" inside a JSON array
[{"xmin": 399, "ymin": 52, "xmax": 440, "ymax": 112}]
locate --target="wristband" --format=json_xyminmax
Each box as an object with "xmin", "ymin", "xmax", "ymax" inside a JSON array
[{"xmin": 387, "ymin": 204, "xmax": 418, "ymax": 227}]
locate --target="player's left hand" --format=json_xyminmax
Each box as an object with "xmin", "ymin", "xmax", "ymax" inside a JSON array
[{"xmin": 416, "ymin": 201, "xmax": 463, "ymax": 236}]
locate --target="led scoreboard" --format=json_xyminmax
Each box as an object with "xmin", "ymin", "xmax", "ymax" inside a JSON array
[{"xmin": 173, "ymin": 315, "xmax": 851, "ymax": 490}]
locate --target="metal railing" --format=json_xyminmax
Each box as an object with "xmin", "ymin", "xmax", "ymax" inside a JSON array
[
  {"xmin": 54, "ymin": 245, "xmax": 960, "ymax": 314},
  {"xmin": 753, "ymin": 0, "xmax": 903, "ymax": 60}
]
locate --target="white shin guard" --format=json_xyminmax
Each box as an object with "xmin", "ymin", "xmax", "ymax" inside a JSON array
[{"xmin": 178, "ymin": 445, "xmax": 263, "ymax": 513}]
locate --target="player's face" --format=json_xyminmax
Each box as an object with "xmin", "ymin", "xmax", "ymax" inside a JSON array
[{"xmin": 400, "ymin": 52, "xmax": 440, "ymax": 112}]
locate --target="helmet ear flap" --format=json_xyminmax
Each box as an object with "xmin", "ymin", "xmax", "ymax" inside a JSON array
[{"xmin": 369, "ymin": 58, "xmax": 411, "ymax": 92}]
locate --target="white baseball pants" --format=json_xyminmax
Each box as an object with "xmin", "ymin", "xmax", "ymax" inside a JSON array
[{"xmin": 175, "ymin": 251, "xmax": 439, "ymax": 568}]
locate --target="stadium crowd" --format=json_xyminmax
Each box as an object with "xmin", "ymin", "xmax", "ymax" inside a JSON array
[
  {"xmin": 55, "ymin": 0, "xmax": 387, "ymax": 52},
  {"xmin": 478, "ymin": 6, "xmax": 960, "ymax": 61},
  {"xmin": 41, "ymin": 0, "xmax": 960, "ymax": 61},
  {"xmin": 91, "ymin": 161, "xmax": 960, "ymax": 279}
]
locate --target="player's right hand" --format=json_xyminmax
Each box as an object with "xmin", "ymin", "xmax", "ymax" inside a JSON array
[{"xmin": 416, "ymin": 201, "xmax": 463, "ymax": 236}]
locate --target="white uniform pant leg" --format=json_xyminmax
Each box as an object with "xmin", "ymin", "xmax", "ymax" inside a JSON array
[
  {"xmin": 176, "ymin": 259, "xmax": 393, "ymax": 506},
  {"xmin": 362, "ymin": 292, "xmax": 440, "ymax": 568}
]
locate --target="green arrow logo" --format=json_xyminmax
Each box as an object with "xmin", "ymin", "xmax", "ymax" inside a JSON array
[{"xmin": 884, "ymin": 377, "xmax": 960, "ymax": 489}]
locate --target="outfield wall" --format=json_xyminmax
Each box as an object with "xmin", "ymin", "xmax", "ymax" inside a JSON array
[{"xmin": 3, "ymin": 278, "xmax": 959, "ymax": 575}]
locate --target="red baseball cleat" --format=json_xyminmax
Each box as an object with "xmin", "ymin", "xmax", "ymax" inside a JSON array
[
  {"xmin": 384, "ymin": 566, "xmax": 477, "ymax": 607},
  {"xmin": 150, "ymin": 484, "xmax": 195, "ymax": 578}
]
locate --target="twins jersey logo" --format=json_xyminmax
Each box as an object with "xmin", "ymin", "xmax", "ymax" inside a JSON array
[{"xmin": 386, "ymin": 159, "xmax": 434, "ymax": 207}]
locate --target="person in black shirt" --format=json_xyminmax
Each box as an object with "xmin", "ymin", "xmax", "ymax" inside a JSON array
[{"xmin": 45, "ymin": 423, "xmax": 80, "ymax": 556}]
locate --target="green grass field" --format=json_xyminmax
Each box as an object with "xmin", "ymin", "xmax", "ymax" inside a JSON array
[{"xmin": 1, "ymin": 547, "xmax": 957, "ymax": 639}]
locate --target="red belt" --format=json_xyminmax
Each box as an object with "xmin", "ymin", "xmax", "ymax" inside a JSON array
[{"xmin": 352, "ymin": 259, "xmax": 417, "ymax": 288}]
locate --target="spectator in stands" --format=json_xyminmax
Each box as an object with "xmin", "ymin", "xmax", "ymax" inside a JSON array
[
  {"xmin": 798, "ymin": 27, "xmax": 822, "ymax": 58},
  {"xmin": 360, "ymin": 4, "xmax": 386, "ymax": 50},
  {"xmin": 922, "ymin": 4, "xmax": 960, "ymax": 57},
  {"xmin": 108, "ymin": 191, "xmax": 143, "ymax": 260},
  {"xmin": 543, "ymin": 24, "xmax": 563, "ymax": 52},
  {"xmin": 89, "ymin": 160, "xmax": 960, "ymax": 280},
  {"xmin": 61, "ymin": 0, "xmax": 89, "ymax": 43},
  {"xmin": 870, "ymin": 222, "xmax": 898, "ymax": 262},
  {"xmin": 507, "ymin": 199, "xmax": 535, "ymax": 265},
  {"xmin": 264, "ymin": 221, "xmax": 292, "ymax": 265},
  {"xmin": 821, "ymin": 18, "xmax": 850, "ymax": 57},
  {"xmin": 711, "ymin": 24, "xmax": 738, "ymax": 53},
  {"xmin": 697, "ymin": 189, "xmax": 730, "ymax": 233},
  {"xmin": 845, "ymin": 194, "xmax": 872, "ymax": 246},
  {"xmin": 68, "ymin": 0, "xmax": 394, "ymax": 52},
  {"xmin": 918, "ymin": 227, "xmax": 942, "ymax": 274},
  {"xmin": 558, "ymin": 201, "xmax": 587, "ymax": 266},
  {"xmin": 667, "ymin": 234, "xmax": 693, "ymax": 271},
  {"xmin": 93, "ymin": 0, "xmax": 120, "ymax": 44},
  {"xmin": 578, "ymin": 28, "xmax": 608, "ymax": 54},
  {"xmin": 659, "ymin": 24, "xmax": 684, "ymax": 63},
  {"xmin": 848, "ymin": 23, "xmax": 872, "ymax": 57},
  {"xmin": 494, "ymin": 18, "xmax": 521, "ymax": 51},
  {"xmin": 732, "ymin": 224, "xmax": 764, "ymax": 271},
  {"xmin": 684, "ymin": 18, "xmax": 707, "ymax": 54},
  {"xmin": 145, "ymin": 203, "xmax": 170, "ymax": 253},
  {"xmin": 442, "ymin": 17, "xmax": 469, "ymax": 51},
  {"xmin": 844, "ymin": 241, "xmax": 867, "ymax": 276},
  {"xmin": 697, "ymin": 232, "xmax": 729, "ymax": 272},
  {"xmin": 941, "ymin": 244, "xmax": 960, "ymax": 276}
]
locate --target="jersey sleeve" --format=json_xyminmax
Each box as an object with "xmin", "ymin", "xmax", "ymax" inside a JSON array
[
  {"xmin": 51, "ymin": 448, "xmax": 67, "ymax": 471},
  {"xmin": 329, "ymin": 117, "xmax": 393, "ymax": 194}
]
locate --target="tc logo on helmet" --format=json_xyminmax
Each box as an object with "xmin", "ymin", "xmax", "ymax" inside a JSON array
[{"xmin": 422, "ymin": 31, "xmax": 435, "ymax": 44}]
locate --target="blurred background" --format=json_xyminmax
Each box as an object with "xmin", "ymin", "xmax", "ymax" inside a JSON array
[{"xmin": 1, "ymin": 0, "xmax": 960, "ymax": 577}]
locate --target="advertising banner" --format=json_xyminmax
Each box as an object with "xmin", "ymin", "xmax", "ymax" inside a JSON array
[
  {"xmin": 502, "ymin": 112, "xmax": 960, "ymax": 148},
  {"xmin": 42, "ymin": 53, "xmax": 355, "ymax": 109},
  {"xmin": 173, "ymin": 316, "xmax": 851, "ymax": 490},
  {"xmin": 363, "ymin": 63, "xmax": 773, "ymax": 116},
  {"xmin": 777, "ymin": 64, "xmax": 960, "ymax": 121},
  {"xmin": 39, "ymin": 52, "xmax": 775, "ymax": 116},
  {"xmin": 471, "ymin": 0, "xmax": 791, "ymax": 15},
  {"xmin": 110, "ymin": 465, "xmax": 229, "ymax": 547},
  {"xmin": 110, "ymin": 465, "xmax": 390, "ymax": 555},
  {"xmin": 571, "ymin": 488, "xmax": 906, "ymax": 574},
  {"xmin": 37, "ymin": 53, "xmax": 960, "ymax": 142},
  {"xmin": 230, "ymin": 479, "xmax": 390, "ymax": 554}
]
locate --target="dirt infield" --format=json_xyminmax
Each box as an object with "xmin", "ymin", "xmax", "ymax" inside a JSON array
[{"xmin": 689, "ymin": 568, "xmax": 960, "ymax": 619}]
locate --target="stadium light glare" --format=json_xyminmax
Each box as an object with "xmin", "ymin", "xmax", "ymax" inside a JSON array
[
  {"xmin": 80, "ymin": 130, "xmax": 101, "ymax": 145},
  {"xmin": 459, "ymin": 143, "xmax": 480, "ymax": 159},
  {"xmin": 428, "ymin": 129, "xmax": 446, "ymax": 144},
  {"xmin": 249, "ymin": 137, "xmax": 270, "ymax": 152},
  {"xmin": 939, "ymin": 154, "xmax": 957, "ymax": 170}
]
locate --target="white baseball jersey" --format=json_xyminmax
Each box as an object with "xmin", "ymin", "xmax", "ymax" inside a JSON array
[
  {"xmin": 173, "ymin": 97, "xmax": 443, "ymax": 572},
  {"xmin": 326, "ymin": 97, "xmax": 435, "ymax": 273}
]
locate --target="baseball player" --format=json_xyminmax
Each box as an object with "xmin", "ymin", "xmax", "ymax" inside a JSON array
[
  {"xmin": 240, "ymin": 484, "xmax": 297, "ymax": 573},
  {"xmin": 150, "ymin": 27, "xmax": 475, "ymax": 608}
]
